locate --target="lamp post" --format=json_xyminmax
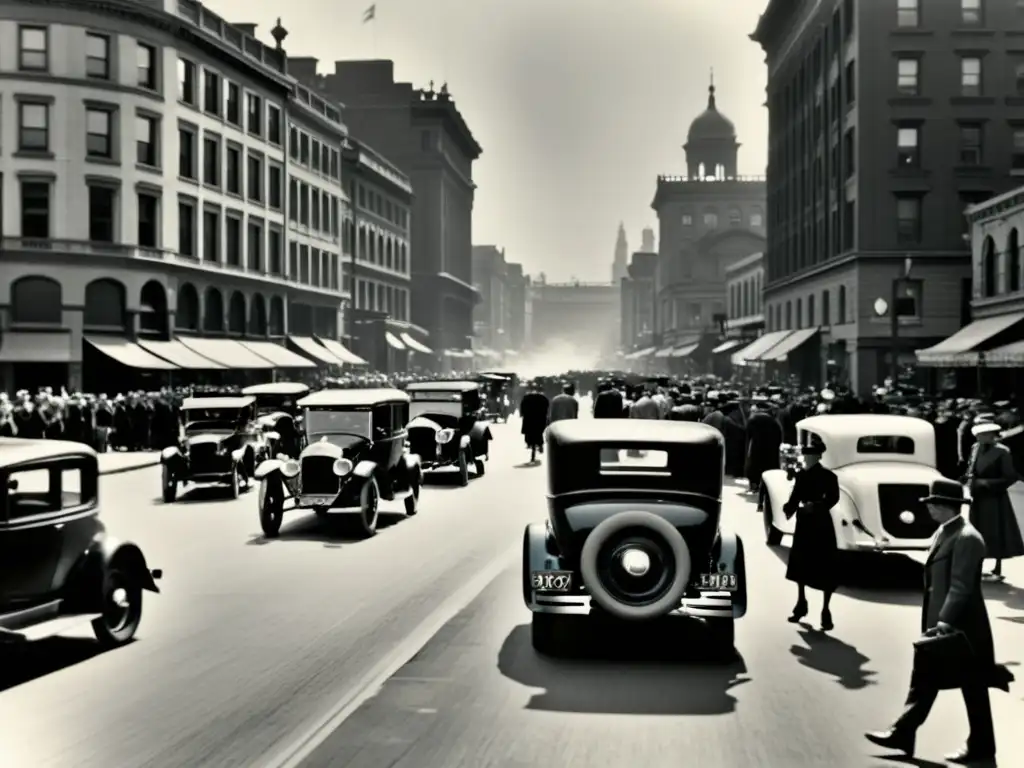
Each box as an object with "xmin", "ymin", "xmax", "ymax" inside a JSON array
[{"xmin": 875, "ymin": 256, "xmax": 913, "ymax": 387}]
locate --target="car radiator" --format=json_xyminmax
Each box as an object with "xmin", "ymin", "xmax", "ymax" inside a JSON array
[{"xmin": 301, "ymin": 456, "xmax": 339, "ymax": 494}]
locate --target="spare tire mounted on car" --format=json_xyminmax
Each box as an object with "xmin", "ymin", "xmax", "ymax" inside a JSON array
[{"xmin": 580, "ymin": 510, "xmax": 691, "ymax": 620}]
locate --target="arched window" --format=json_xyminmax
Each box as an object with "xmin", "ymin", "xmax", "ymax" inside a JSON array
[
  {"xmin": 175, "ymin": 283, "xmax": 200, "ymax": 331},
  {"xmin": 84, "ymin": 278, "xmax": 127, "ymax": 328},
  {"xmin": 728, "ymin": 208, "xmax": 742, "ymax": 227},
  {"xmin": 139, "ymin": 280, "xmax": 169, "ymax": 338},
  {"xmin": 703, "ymin": 210, "xmax": 718, "ymax": 228},
  {"xmin": 203, "ymin": 287, "xmax": 224, "ymax": 332},
  {"xmin": 248, "ymin": 293, "xmax": 268, "ymax": 336},
  {"xmin": 11, "ymin": 276, "xmax": 61, "ymax": 324},
  {"xmin": 358, "ymin": 226, "xmax": 367, "ymax": 260},
  {"xmin": 1009, "ymin": 229, "xmax": 1021, "ymax": 293},
  {"xmin": 227, "ymin": 291, "xmax": 246, "ymax": 334},
  {"xmin": 982, "ymin": 236, "xmax": 997, "ymax": 297}
]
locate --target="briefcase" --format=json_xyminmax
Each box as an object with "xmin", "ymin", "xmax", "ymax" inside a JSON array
[{"xmin": 912, "ymin": 630, "xmax": 977, "ymax": 690}]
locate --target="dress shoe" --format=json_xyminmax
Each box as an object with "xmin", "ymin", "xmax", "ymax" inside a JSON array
[
  {"xmin": 864, "ymin": 729, "xmax": 915, "ymax": 756},
  {"xmin": 945, "ymin": 746, "xmax": 996, "ymax": 764},
  {"xmin": 788, "ymin": 601, "xmax": 808, "ymax": 623},
  {"xmin": 820, "ymin": 609, "xmax": 833, "ymax": 631}
]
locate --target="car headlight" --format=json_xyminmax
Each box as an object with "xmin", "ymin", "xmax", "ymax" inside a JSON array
[
  {"xmin": 265, "ymin": 431, "xmax": 280, "ymax": 441},
  {"xmin": 281, "ymin": 460, "xmax": 300, "ymax": 478},
  {"xmin": 333, "ymin": 458, "xmax": 353, "ymax": 476},
  {"xmin": 436, "ymin": 428, "xmax": 455, "ymax": 444},
  {"xmin": 217, "ymin": 444, "xmax": 228, "ymax": 455}
]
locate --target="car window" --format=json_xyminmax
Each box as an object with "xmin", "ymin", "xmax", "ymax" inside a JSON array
[
  {"xmin": 799, "ymin": 431, "xmax": 822, "ymax": 448},
  {"xmin": 857, "ymin": 435, "xmax": 915, "ymax": 454},
  {"xmin": 392, "ymin": 403, "xmax": 409, "ymax": 431},
  {"xmin": 305, "ymin": 409, "xmax": 370, "ymax": 436},
  {"xmin": 464, "ymin": 390, "xmax": 481, "ymax": 411},
  {"xmin": 600, "ymin": 449, "xmax": 669, "ymax": 469},
  {"xmin": 372, "ymin": 404, "xmax": 392, "ymax": 436},
  {"xmin": 7, "ymin": 468, "xmax": 58, "ymax": 519}
]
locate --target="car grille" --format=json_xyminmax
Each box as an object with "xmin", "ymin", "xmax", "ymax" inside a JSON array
[
  {"xmin": 188, "ymin": 443, "xmax": 220, "ymax": 467},
  {"xmin": 301, "ymin": 456, "xmax": 339, "ymax": 495},
  {"xmin": 878, "ymin": 484, "xmax": 938, "ymax": 540},
  {"xmin": 408, "ymin": 427, "xmax": 437, "ymax": 459}
]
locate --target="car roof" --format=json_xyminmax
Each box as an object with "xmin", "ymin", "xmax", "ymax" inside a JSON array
[
  {"xmin": 546, "ymin": 419, "xmax": 723, "ymax": 447},
  {"xmin": 0, "ymin": 437, "xmax": 98, "ymax": 466},
  {"xmin": 405, "ymin": 380, "xmax": 481, "ymax": 393},
  {"xmin": 241, "ymin": 382, "xmax": 311, "ymax": 396},
  {"xmin": 797, "ymin": 414, "xmax": 935, "ymax": 442},
  {"xmin": 181, "ymin": 396, "xmax": 255, "ymax": 410},
  {"xmin": 297, "ymin": 388, "xmax": 410, "ymax": 408}
]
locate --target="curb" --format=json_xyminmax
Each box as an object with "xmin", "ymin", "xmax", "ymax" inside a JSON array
[{"xmin": 99, "ymin": 458, "xmax": 160, "ymax": 476}]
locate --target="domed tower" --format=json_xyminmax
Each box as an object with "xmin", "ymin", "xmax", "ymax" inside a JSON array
[{"xmin": 685, "ymin": 71, "xmax": 739, "ymax": 180}]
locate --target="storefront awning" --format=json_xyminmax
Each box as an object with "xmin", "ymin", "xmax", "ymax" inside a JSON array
[
  {"xmin": 317, "ymin": 337, "xmax": 368, "ymax": 365},
  {"xmin": 672, "ymin": 343, "xmax": 700, "ymax": 357},
  {"xmin": 288, "ymin": 336, "xmax": 341, "ymax": 365},
  {"xmin": 731, "ymin": 329, "xmax": 793, "ymax": 366},
  {"xmin": 712, "ymin": 339, "xmax": 747, "ymax": 354},
  {"xmin": 443, "ymin": 349, "xmax": 473, "ymax": 358},
  {"xmin": 400, "ymin": 332, "xmax": 433, "ymax": 354},
  {"xmin": 177, "ymin": 337, "xmax": 274, "ymax": 369},
  {"xmin": 86, "ymin": 336, "xmax": 178, "ymax": 369},
  {"xmin": 654, "ymin": 347, "xmax": 675, "ymax": 358},
  {"xmin": 239, "ymin": 340, "xmax": 316, "ymax": 368},
  {"xmin": 137, "ymin": 339, "xmax": 225, "ymax": 369},
  {"xmin": 623, "ymin": 346, "xmax": 656, "ymax": 360},
  {"xmin": 756, "ymin": 327, "xmax": 819, "ymax": 362},
  {"xmin": 916, "ymin": 312, "xmax": 1024, "ymax": 367},
  {"xmin": 0, "ymin": 332, "xmax": 72, "ymax": 363},
  {"xmin": 980, "ymin": 339, "xmax": 1024, "ymax": 367},
  {"xmin": 385, "ymin": 331, "xmax": 407, "ymax": 350}
]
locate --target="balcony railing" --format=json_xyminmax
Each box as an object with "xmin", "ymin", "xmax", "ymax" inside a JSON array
[{"xmin": 657, "ymin": 174, "xmax": 767, "ymax": 183}]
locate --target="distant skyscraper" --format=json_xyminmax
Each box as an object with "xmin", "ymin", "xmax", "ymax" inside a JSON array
[
  {"xmin": 612, "ymin": 222, "xmax": 628, "ymax": 284},
  {"xmin": 641, "ymin": 226, "xmax": 655, "ymax": 252}
]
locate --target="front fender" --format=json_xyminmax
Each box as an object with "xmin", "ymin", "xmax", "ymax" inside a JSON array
[
  {"xmin": 353, "ymin": 459, "xmax": 376, "ymax": 479},
  {"xmin": 761, "ymin": 469, "xmax": 796, "ymax": 535},
  {"xmin": 160, "ymin": 446, "xmax": 181, "ymax": 463},
  {"xmin": 230, "ymin": 446, "xmax": 246, "ymax": 462},
  {"xmin": 401, "ymin": 452, "xmax": 421, "ymax": 482},
  {"xmin": 254, "ymin": 459, "xmax": 282, "ymax": 479},
  {"xmin": 459, "ymin": 434, "xmax": 471, "ymax": 450},
  {"xmin": 468, "ymin": 421, "xmax": 492, "ymax": 455},
  {"xmin": 715, "ymin": 529, "xmax": 747, "ymax": 618},
  {"xmin": 65, "ymin": 537, "xmax": 161, "ymax": 611}
]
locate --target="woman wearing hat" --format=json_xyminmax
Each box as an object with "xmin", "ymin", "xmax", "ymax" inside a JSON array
[
  {"xmin": 783, "ymin": 439, "xmax": 841, "ymax": 630},
  {"xmin": 961, "ymin": 420, "xmax": 1023, "ymax": 582}
]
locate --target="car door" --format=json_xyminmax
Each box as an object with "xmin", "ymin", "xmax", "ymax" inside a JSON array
[
  {"xmin": 51, "ymin": 457, "xmax": 102, "ymax": 589},
  {"xmin": 0, "ymin": 462, "xmax": 65, "ymax": 600}
]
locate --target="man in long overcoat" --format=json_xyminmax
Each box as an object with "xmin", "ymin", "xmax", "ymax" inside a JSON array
[
  {"xmin": 963, "ymin": 421, "xmax": 1023, "ymax": 581},
  {"xmin": 593, "ymin": 381, "xmax": 624, "ymax": 419},
  {"xmin": 866, "ymin": 479, "xmax": 998, "ymax": 764},
  {"xmin": 745, "ymin": 401, "xmax": 782, "ymax": 493},
  {"xmin": 519, "ymin": 382, "xmax": 549, "ymax": 458}
]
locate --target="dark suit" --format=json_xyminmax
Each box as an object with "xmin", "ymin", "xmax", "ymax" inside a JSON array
[
  {"xmin": 893, "ymin": 516, "xmax": 995, "ymax": 755},
  {"xmin": 593, "ymin": 388, "xmax": 624, "ymax": 419}
]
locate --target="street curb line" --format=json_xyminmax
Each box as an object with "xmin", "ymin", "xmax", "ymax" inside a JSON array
[{"xmin": 99, "ymin": 458, "xmax": 160, "ymax": 476}]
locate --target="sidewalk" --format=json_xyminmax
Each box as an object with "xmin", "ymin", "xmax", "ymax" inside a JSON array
[{"xmin": 98, "ymin": 451, "xmax": 160, "ymax": 476}]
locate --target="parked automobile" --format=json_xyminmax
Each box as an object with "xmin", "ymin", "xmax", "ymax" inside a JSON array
[
  {"xmin": 405, "ymin": 381, "xmax": 492, "ymax": 485},
  {"xmin": 0, "ymin": 439, "xmax": 161, "ymax": 646},
  {"xmin": 523, "ymin": 420, "xmax": 746, "ymax": 655},
  {"xmin": 254, "ymin": 388, "xmax": 421, "ymax": 538},
  {"xmin": 241, "ymin": 382, "xmax": 310, "ymax": 458},
  {"xmin": 160, "ymin": 396, "xmax": 268, "ymax": 502},
  {"xmin": 760, "ymin": 414, "xmax": 945, "ymax": 551}
]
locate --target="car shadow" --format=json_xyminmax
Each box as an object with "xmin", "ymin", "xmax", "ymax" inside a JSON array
[
  {"xmin": 421, "ymin": 470, "xmax": 473, "ymax": 489},
  {"xmin": 984, "ymin": 581, "xmax": 1024, "ymax": 613},
  {"xmin": 872, "ymin": 755, "xmax": 947, "ymax": 768},
  {"xmin": 769, "ymin": 547, "xmax": 924, "ymax": 606},
  {"xmin": 246, "ymin": 511, "xmax": 406, "ymax": 546},
  {"xmin": 154, "ymin": 484, "xmax": 251, "ymax": 505},
  {"xmin": 513, "ymin": 461, "xmax": 541, "ymax": 469},
  {"xmin": 789, "ymin": 626, "xmax": 877, "ymax": 689},
  {"xmin": 0, "ymin": 637, "xmax": 124, "ymax": 692},
  {"xmin": 496, "ymin": 623, "xmax": 750, "ymax": 715}
]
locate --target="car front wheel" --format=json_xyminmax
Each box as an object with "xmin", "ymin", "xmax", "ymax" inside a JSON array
[
  {"xmin": 259, "ymin": 479, "xmax": 284, "ymax": 537},
  {"xmin": 161, "ymin": 464, "xmax": 177, "ymax": 503},
  {"xmin": 352, "ymin": 480, "xmax": 379, "ymax": 538},
  {"xmin": 474, "ymin": 457, "xmax": 485, "ymax": 476},
  {"xmin": 92, "ymin": 567, "xmax": 143, "ymax": 647},
  {"xmin": 457, "ymin": 451, "xmax": 470, "ymax": 486},
  {"xmin": 404, "ymin": 479, "xmax": 420, "ymax": 516}
]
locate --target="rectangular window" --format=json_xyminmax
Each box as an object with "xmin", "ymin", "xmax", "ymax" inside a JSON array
[
  {"xmin": 958, "ymin": 123, "xmax": 983, "ymax": 165},
  {"xmin": 961, "ymin": 57, "xmax": 982, "ymax": 96},
  {"xmin": 226, "ymin": 145, "xmax": 241, "ymax": 195},
  {"xmin": 895, "ymin": 195, "xmax": 922, "ymax": 244},
  {"xmin": 897, "ymin": 0, "xmax": 919, "ymax": 28},
  {"xmin": 896, "ymin": 125, "xmax": 919, "ymax": 167},
  {"xmin": 289, "ymin": 177, "xmax": 299, "ymax": 221},
  {"xmin": 268, "ymin": 105, "xmax": 281, "ymax": 144},
  {"xmin": 137, "ymin": 192, "xmax": 159, "ymax": 247},
  {"xmin": 300, "ymin": 133, "xmax": 309, "ymax": 165},
  {"xmin": 178, "ymin": 127, "xmax": 196, "ymax": 179},
  {"xmin": 18, "ymin": 26, "xmax": 48, "ymax": 72},
  {"xmin": 289, "ymin": 241, "xmax": 298, "ymax": 279},
  {"xmin": 136, "ymin": 115, "xmax": 158, "ymax": 166},
  {"xmin": 299, "ymin": 183, "xmax": 309, "ymax": 226},
  {"xmin": 226, "ymin": 82, "xmax": 241, "ymax": 125},
  {"xmin": 18, "ymin": 102, "xmax": 49, "ymax": 152},
  {"xmin": 269, "ymin": 228, "xmax": 283, "ymax": 275},
  {"xmin": 20, "ymin": 181, "xmax": 50, "ymax": 238},
  {"xmin": 178, "ymin": 58, "xmax": 196, "ymax": 104},
  {"xmin": 247, "ymin": 220, "xmax": 262, "ymax": 271},
  {"xmin": 88, "ymin": 186, "xmax": 115, "ymax": 242},
  {"xmin": 311, "ymin": 189, "xmax": 320, "ymax": 230},
  {"xmin": 289, "ymin": 126, "xmax": 300, "ymax": 160},
  {"xmin": 203, "ymin": 70, "xmax": 220, "ymax": 115},
  {"xmin": 225, "ymin": 215, "xmax": 241, "ymax": 266},
  {"xmin": 178, "ymin": 200, "xmax": 196, "ymax": 257},
  {"xmin": 137, "ymin": 43, "xmax": 156, "ymax": 90},
  {"xmin": 246, "ymin": 93, "xmax": 262, "ymax": 135},
  {"xmin": 1013, "ymin": 128, "xmax": 1024, "ymax": 171},
  {"xmin": 247, "ymin": 154, "xmax": 263, "ymax": 202},
  {"xmin": 203, "ymin": 209, "xmax": 220, "ymax": 262},
  {"xmin": 85, "ymin": 109, "xmax": 112, "ymax": 158},
  {"xmin": 268, "ymin": 164, "xmax": 283, "ymax": 209},
  {"xmin": 85, "ymin": 33, "xmax": 110, "ymax": 79},
  {"xmin": 311, "ymin": 140, "xmax": 321, "ymax": 172},
  {"xmin": 203, "ymin": 135, "xmax": 220, "ymax": 186},
  {"xmin": 961, "ymin": 0, "xmax": 982, "ymax": 25},
  {"xmin": 897, "ymin": 58, "xmax": 919, "ymax": 95}
]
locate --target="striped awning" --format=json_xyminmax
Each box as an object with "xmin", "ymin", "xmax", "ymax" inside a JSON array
[{"xmin": 916, "ymin": 312, "xmax": 1024, "ymax": 367}]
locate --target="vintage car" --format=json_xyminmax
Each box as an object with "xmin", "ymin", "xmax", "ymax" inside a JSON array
[
  {"xmin": 0, "ymin": 439, "xmax": 161, "ymax": 646},
  {"xmin": 254, "ymin": 388, "xmax": 421, "ymax": 538},
  {"xmin": 760, "ymin": 414, "xmax": 945, "ymax": 552},
  {"xmin": 478, "ymin": 372, "xmax": 517, "ymax": 422},
  {"xmin": 523, "ymin": 420, "xmax": 747, "ymax": 655},
  {"xmin": 241, "ymin": 381, "xmax": 310, "ymax": 457},
  {"xmin": 405, "ymin": 381, "xmax": 492, "ymax": 485},
  {"xmin": 160, "ymin": 395, "xmax": 268, "ymax": 502}
]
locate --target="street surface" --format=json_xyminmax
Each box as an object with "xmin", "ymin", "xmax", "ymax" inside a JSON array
[{"xmin": 1, "ymin": 422, "xmax": 1023, "ymax": 768}]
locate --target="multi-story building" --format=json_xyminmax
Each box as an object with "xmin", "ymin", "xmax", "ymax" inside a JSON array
[
  {"xmin": 472, "ymin": 245, "xmax": 511, "ymax": 358},
  {"xmin": 725, "ymin": 251, "xmax": 765, "ymax": 337},
  {"xmin": 340, "ymin": 132, "xmax": 422, "ymax": 371},
  {"xmin": 620, "ymin": 251, "xmax": 657, "ymax": 355},
  {"xmin": 752, "ymin": 0, "xmax": 1024, "ymax": 393},
  {"xmin": 318, "ymin": 61, "xmax": 483, "ymax": 355},
  {"xmin": 505, "ymin": 262, "xmax": 530, "ymax": 354},
  {"xmin": 651, "ymin": 80, "xmax": 767, "ymax": 370},
  {"xmin": 0, "ymin": 1, "xmax": 355, "ymax": 393}
]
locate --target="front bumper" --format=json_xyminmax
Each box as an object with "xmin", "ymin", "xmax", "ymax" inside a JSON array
[{"xmin": 528, "ymin": 590, "xmax": 736, "ymax": 620}]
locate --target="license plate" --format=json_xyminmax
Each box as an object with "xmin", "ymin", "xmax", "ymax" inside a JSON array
[
  {"xmin": 697, "ymin": 572, "xmax": 738, "ymax": 591},
  {"xmin": 531, "ymin": 570, "xmax": 573, "ymax": 592}
]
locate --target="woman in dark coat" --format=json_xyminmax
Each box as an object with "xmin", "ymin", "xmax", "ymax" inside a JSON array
[
  {"xmin": 784, "ymin": 441, "xmax": 841, "ymax": 630},
  {"xmin": 518, "ymin": 383, "xmax": 549, "ymax": 460},
  {"xmin": 963, "ymin": 421, "xmax": 1024, "ymax": 582},
  {"xmin": 745, "ymin": 402, "xmax": 782, "ymax": 493}
]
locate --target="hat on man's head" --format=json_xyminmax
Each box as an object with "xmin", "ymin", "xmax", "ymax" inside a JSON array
[
  {"xmin": 921, "ymin": 479, "xmax": 968, "ymax": 507},
  {"xmin": 971, "ymin": 422, "xmax": 1002, "ymax": 437},
  {"xmin": 801, "ymin": 440, "xmax": 826, "ymax": 456}
]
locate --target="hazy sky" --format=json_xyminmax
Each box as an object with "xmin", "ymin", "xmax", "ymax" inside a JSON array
[{"xmin": 208, "ymin": 0, "xmax": 769, "ymax": 282}]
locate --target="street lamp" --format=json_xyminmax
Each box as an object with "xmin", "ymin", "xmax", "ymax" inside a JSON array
[{"xmin": 874, "ymin": 257, "xmax": 913, "ymax": 386}]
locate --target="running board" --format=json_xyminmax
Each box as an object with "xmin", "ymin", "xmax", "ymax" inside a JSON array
[
  {"xmin": 0, "ymin": 613, "xmax": 102, "ymax": 643},
  {"xmin": 0, "ymin": 598, "xmax": 62, "ymax": 631}
]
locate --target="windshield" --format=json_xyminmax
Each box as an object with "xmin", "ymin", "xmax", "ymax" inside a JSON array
[
  {"xmin": 304, "ymin": 408, "xmax": 371, "ymax": 438},
  {"xmin": 411, "ymin": 401, "xmax": 462, "ymax": 420},
  {"xmin": 183, "ymin": 409, "xmax": 245, "ymax": 432},
  {"xmin": 254, "ymin": 394, "xmax": 299, "ymax": 415}
]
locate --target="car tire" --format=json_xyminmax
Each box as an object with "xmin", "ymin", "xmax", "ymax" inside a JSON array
[
  {"xmin": 353, "ymin": 480, "xmax": 379, "ymax": 538},
  {"xmin": 259, "ymin": 479, "xmax": 284, "ymax": 538},
  {"xmin": 161, "ymin": 464, "xmax": 177, "ymax": 503},
  {"xmin": 474, "ymin": 457, "xmax": 485, "ymax": 476},
  {"xmin": 764, "ymin": 497, "xmax": 783, "ymax": 546},
  {"xmin": 92, "ymin": 566, "xmax": 143, "ymax": 648},
  {"xmin": 705, "ymin": 617, "xmax": 736, "ymax": 653},
  {"xmin": 404, "ymin": 480, "xmax": 420, "ymax": 516},
  {"xmin": 229, "ymin": 465, "xmax": 241, "ymax": 499},
  {"xmin": 531, "ymin": 612, "xmax": 572, "ymax": 656},
  {"xmin": 458, "ymin": 451, "xmax": 470, "ymax": 486}
]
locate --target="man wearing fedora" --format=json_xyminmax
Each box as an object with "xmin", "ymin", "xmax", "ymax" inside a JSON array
[
  {"xmin": 783, "ymin": 439, "xmax": 840, "ymax": 630},
  {"xmin": 866, "ymin": 478, "xmax": 996, "ymax": 764}
]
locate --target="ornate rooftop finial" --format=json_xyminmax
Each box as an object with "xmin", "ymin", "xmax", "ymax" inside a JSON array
[
  {"xmin": 428, "ymin": 79, "xmax": 435, "ymax": 92},
  {"xmin": 708, "ymin": 68, "xmax": 716, "ymax": 110},
  {"xmin": 271, "ymin": 17, "xmax": 288, "ymax": 49},
  {"xmin": 439, "ymin": 81, "xmax": 449, "ymax": 95}
]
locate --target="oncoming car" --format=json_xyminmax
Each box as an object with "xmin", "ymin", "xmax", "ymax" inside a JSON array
[
  {"xmin": 405, "ymin": 381, "xmax": 492, "ymax": 486},
  {"xmin": 254, "ymin": 388, "xmax": 421, "ymax": 538},
  {"xmin": 241, "ymin": 381, "xmax": 310, "ymax": 458},
  {"xmin": 760, "ymin": 414, "xmax": 945, "ymax": 552},
  {"xmin": 522, "ymin": 420, "xmax": 747, "ymax": 655}
]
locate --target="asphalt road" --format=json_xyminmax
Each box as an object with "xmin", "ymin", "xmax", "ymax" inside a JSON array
[{"xmin": 3, "ymin": 425, "xmax": 1024, "ymax": 768}]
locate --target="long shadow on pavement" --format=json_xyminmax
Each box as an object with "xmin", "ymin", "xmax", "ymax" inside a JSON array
[
  {"xmin": 497, "ymin": 622, "xmax": 750, "ymax": 715},
  {"xmin": 789, "ymin": 626, "xmax": 877, "ymax": 689},
  {"xmin": 246, "ymin": 511, "xmax": 406, "ymax": 547},
  {"xmin": 0, "ymin": 637, "xmax": 124, "ymax": 692},
  {"xmin": 152, "ymin": 484, "xmax": 253, "ymax": 505},
  {"xmin": 873, "ymin": 755, "xmax": 947, "ymax": 768},
  {"xmin": 769, "ymin": 547, "xmax": 924, "ymax": 607}
]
